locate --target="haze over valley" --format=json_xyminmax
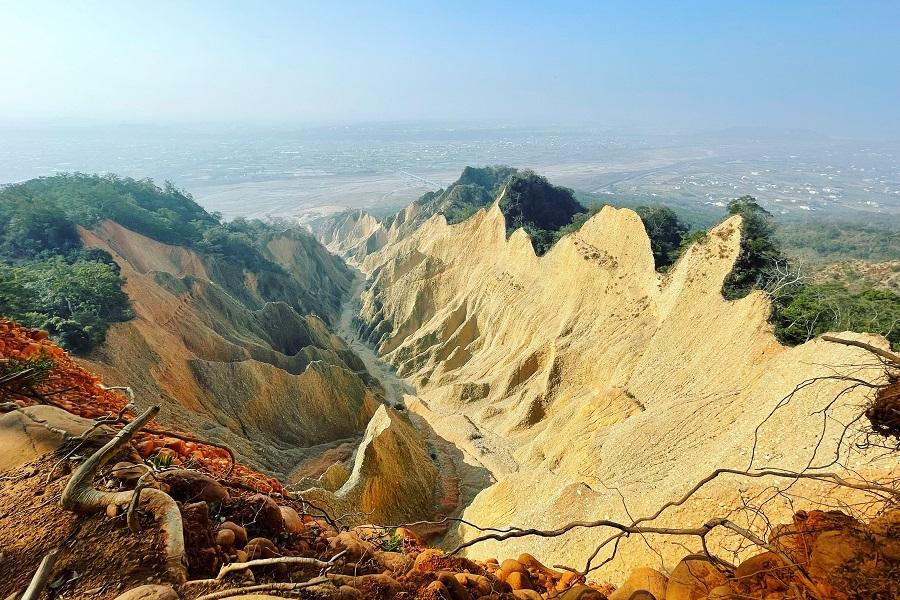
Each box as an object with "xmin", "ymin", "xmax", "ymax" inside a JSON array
[{"xmin": 4, "ymin": 124, "xmax": 899, "ymax": 224}]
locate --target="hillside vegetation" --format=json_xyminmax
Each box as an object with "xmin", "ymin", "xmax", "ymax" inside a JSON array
[
  {"xmin": 498, "ymin": 171, "xmax": 586, "ymax": 254},
  {"xmin": 0, "ymin": 174, "xmax": 337, "ymax": 353},
  {"xmin": 418, "ymin": 165, "xmax": 518, "ymax": 225},
  {"xmin": 695, "ymin": 196, "xmax": 900, "ymax": 350},
  {"xmin": 410, "ymin": 166, "xmax": 586, "ymax": 255}
]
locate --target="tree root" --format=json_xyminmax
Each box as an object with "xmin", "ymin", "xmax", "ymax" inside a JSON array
[
  {"xmin": 60, "ymin": 405, "xmax": 188, "ymax": 583},
  {"xmin": 192, "ymin": 577, "xmax": 331, "ymax": 600},
  {"xmin": 184, "ymin": 551, "xmax": 346, "ymax": 585},
  {"xmin": 822, "ymin": 335, "xmax": 900, "ymax": 366},
  {"xmin": 21, "ymin": 548, "xmax": 61, "ymax": 600},
  {"xmin": 127, "ymin": 472, "xmax": 153, "ymax": 533}
]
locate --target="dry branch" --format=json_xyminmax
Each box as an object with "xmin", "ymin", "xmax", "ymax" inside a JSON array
[
  {"xmin": 185, "ymin": 550, "xmax": 346, "ymax": 585},
  {"xmin": 452, "ymin": 468, "xmax": 895, "ymax": 554},
  {"xmin": 822, "ymin": 335, "xmax": 900, "ymax": 366},
  {"xmin": 60, "ymin": 405, "xmax": 188, "ymax": 583}
]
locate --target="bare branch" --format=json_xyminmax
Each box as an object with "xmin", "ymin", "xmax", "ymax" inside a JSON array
[
  {"xmin": 185, "ymin": 550, "xmax": 347, "ymax": 585},
  {"xmin": 192, "ymin": 577, "xmax": 331, "ymax": 600}
]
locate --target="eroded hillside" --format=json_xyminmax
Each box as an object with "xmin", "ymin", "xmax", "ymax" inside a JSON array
[
  {"xmin": 73, "ymin": 219, "xmax": 378, "ymax": 481},
  {"xmin": 5, "ymin": 320, "xmax": 896, "ymax": 600},
  {"xmin": 315, "ymin": 170, "xmax": 899, "ymax": 580},
  {"xmin": 0, "ymin": 175, "xmax": 448, "ymax": 529},
  {"xmin": 3, "ymin": 171, "xmax": 900, "ymax": 599}
]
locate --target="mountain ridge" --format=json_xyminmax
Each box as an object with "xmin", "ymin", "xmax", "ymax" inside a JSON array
[{"xmin": 314, "ymin": 170, "xmax": 897, "ymax": 578}]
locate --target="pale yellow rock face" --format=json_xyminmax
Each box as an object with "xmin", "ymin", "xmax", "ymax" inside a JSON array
[
  {"xmin": 331, "ymin": 200, "xmax": 895, "ymax": 580},
  {"xmin": 316, "ymin": 204, "xmax": 426, "ymax": 266},
  {"xmin": 302, "ymin": 404, "xmax": 440, "ymax": 525},
  {"xmin": 0, "ymin": 405, "xmax": 109, "ymax": 473}
]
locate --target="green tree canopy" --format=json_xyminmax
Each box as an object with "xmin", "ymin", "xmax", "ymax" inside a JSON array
[
  {"xmin": 0, "ymin": 257, "xmax": 132, "ymax": 353},
  {"xmin": 722, "ymin": 196, "xmax": 787, "ymax": 299},
  {"xmin": 635, "ymin": 205, "xmax": 690, "ymax": 270},
  {"xmin": 775, "ymin": 284, "xmax": 900, "ymax": 350}
]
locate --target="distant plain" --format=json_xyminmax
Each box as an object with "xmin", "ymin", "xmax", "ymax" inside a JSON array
[{"xmin": 2, "ymin": 123, "xmax": 898, "ymax": 222}]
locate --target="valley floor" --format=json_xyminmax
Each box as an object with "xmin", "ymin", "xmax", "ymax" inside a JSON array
[{"xmin": 334, "ymin": 268, "xmax": 494, "ymax": 545}]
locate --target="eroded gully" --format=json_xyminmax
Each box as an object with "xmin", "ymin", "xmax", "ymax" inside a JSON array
[{"xmin": 334, "ymin": 268, "xmax": 494, "ymax": 544}]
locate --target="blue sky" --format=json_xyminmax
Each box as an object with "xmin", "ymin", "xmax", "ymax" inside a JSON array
[{"xmin": 1, "ymin": 1, "xmax": 898, "ymax": 137}]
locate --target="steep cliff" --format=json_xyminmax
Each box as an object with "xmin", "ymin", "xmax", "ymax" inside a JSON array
[
  {"xmin": 75, "ymin": 220, "xmax": 379, "ymax": 480},
  {"xmin": 323, "ymin": 185, "xmax": 896, "ymax": 578}
]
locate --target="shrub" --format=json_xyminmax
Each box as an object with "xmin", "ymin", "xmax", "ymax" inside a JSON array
[
  {"xmin": 634, "ymin": 205, "xmax": 690, "ymax": 270},
  {"xmin": 722, "ymin": 196, "xmax": 786, "ymax": 299},
  {"xmin": 773, "ymin": 284, "xmax": 900, "ymax": 350}
]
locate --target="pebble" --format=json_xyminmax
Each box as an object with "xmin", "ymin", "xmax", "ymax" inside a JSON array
[
  {"xmin": 157, "ymin": 469, "xmax": 229, "ymax": 504},
  {"xmin": 245, "ymin": 537, "xmax": 279, "ymax": 560},
  {"xmin": 506, "ymin": 571, "xmax": 533, "ymax": 591},
  {"xmin": 219, "ymin": 521, "xmax": 248, "ymax": 547},
  {"xmin": 279, "ymin": 505, "xmax": 305, "ymax": 534},
  {"xmin": 215, "ymin": 528, "xmax": 236, "ymax": 548},
  {"xmin": 246, "ymin": 494, "xmax": 284, "ymax": 533}
]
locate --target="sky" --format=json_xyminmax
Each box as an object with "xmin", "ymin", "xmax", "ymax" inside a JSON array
[{"xmin": 1, "ymin": 1, "xmax": 899, "ymax": 138}]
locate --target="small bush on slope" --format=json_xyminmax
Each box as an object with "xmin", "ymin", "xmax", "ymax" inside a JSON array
[
  {"xmin": 634, "ymin": 205, "xmax": 690, "ymax": 270},
  {"xmin": 722, "ymin": 196, "xmax": 786, "ymax": 299}
]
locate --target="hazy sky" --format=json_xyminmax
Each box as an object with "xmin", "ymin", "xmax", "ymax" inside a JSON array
[{"xmin": 2, "ymin": 1, "xmax": 898, "ymax": 138}]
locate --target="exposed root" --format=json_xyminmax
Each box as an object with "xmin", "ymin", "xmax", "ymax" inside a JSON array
[
  {"xmin": 822, "ymin": 335, "xmax": 900, "ymax": 444},
  {"xmin": 867, "ymin": 377, "xmax": 900, "ymax": 440},
  {"xmin": 193, "ymin": 577, "xmax": 332, "ymax": 600},
  {"xmin": 185, "ymin": 550, "xmax": 347, "ymax": 585},
  {"xmin": 20, "ymin": 548, "xmax": 61, "ymax": 600},
  {"xmin": 60, "ymin": 405, "xmax": 188, "ymax": 583},
  {"xmin": 127, "ymin": 472, "xmax": 153, "ymax": 533},
  {"xmin": 822, "ymin": 335, "xmax": 900, "ymax": 366}
]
